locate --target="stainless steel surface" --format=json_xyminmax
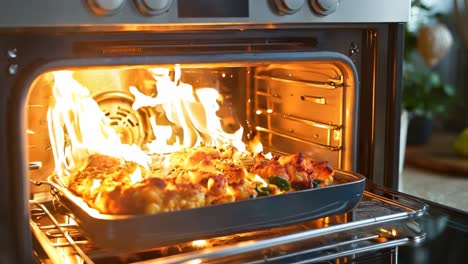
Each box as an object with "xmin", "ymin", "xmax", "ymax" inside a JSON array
[
  {"xmin": 0, "ymin": 0, "xmax": 410, "ymax": 28},
  {"xmin": 252, "ymin": 59, "xmax": 356, "ymax": 170},
  {"xmin": 30, "ymin": 188, "xmax": 427, "ymax": 263}
]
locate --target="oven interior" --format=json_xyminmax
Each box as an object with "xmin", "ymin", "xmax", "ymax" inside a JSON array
[
  {"xmin": 27, "ymin": 58, "xmax": 356, "ymax": 196},
  {"xmin": 25, "ymin": 54, "xmax": 424, "ymax": 263}
]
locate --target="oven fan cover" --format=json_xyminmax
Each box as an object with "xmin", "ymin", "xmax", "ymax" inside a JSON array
[{"xmin": 93, "ymin": 91, "xmax": 152, "ymax": 147}]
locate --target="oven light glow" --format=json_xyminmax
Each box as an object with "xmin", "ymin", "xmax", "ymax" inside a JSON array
[
  {"xmin": 266, "ymin": 109, "xmax": 273, "ymax": 114},
  {"xmin": 26, "ymin": 129, "xmax": 35, "ymax": 135},
  {"xmin": 192, "ymin": 240, "xmax": 207, "ymax": 247},
  {"xmin": 221, "ymin": 73, "xmax": 226, "ymax": 78},
  {"xmin": 392, "ymin": 228, "xmax": 397, "ymax": 236},
  {"xmin": 255, "ymin": 110, "xmax": 262, "ymax": 115}
]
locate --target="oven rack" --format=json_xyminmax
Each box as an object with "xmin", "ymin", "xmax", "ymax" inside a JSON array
[{"xmin": 30, "ymin": 187, "xmax": 428, "ymax": 264}]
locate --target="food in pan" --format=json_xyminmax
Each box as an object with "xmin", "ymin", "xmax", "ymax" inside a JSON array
[{"xmin": 68, "ymin": 145, "xmax": 334, "ymax": 215}]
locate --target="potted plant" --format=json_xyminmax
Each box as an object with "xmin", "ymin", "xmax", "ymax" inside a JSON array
[
  {"xmin": 402, "ymin": 0, "xmax": 456, "ymax": 146},
  {"xmin": 402, "ymin": 67, "xmax": 455, "ymax": 145}
]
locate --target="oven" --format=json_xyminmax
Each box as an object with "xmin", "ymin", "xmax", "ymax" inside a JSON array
[{"xmin": 3, "ymin": 0, "xmax": 462, "ymax": 263}]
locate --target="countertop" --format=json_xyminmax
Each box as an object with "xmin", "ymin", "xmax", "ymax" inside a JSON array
[{"xmin": 400, "ymin": 132, "xmax": 468, "ymax": 212}]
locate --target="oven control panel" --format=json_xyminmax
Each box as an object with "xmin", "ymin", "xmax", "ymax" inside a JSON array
[{"xmin": 0, "ymin": 0, "xmax": 410, "ymax": 28}]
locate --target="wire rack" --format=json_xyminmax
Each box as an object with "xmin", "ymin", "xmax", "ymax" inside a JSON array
[{"xmin": 30, "ymin": 186, "xmax": 428, "ymax": 264}]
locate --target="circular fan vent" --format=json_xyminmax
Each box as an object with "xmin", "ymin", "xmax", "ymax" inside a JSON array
[{"xmin": 93, "ymin": 91, "xmax": 149, "ymax": 147}]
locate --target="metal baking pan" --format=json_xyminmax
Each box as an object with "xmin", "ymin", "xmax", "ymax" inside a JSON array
[{"xmin": 48, "ymin": 169, "xmax": 365, "ymax": 251}]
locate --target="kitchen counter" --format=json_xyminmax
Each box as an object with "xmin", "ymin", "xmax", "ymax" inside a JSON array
[
  {"xmin": 400, "ymin": 166, "xmax": 468, "ymax": 212},
  {"xmin": 400, "ymin": 132, "xmax": 468, "ymax": 212}
]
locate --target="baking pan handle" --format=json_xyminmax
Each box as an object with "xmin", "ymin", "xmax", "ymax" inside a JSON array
[
  {"xmin": 29, "ymin": 179, "xmax": 54, "ymax": 187},
  {"xmin": 30, "ymin": 175, "xmax": 65, "ymax": 190}
]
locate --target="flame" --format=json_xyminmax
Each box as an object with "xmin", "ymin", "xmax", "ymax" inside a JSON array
[
  {"xmin": 47, "ymin": 71, "xmax": 150, "ymax": 185},
  {"xmin": 379, "ymin": 228, "xmax": 398, "ymax": 237},
  {"xmin": 248, "ymin": 136, "xmax": 264, "ymax": 154},
  {"xmin": 47, "ymin": 66, "xmax": 254, "ymax": 188},
  {"xmin": 129, "ymin": 166, "xmax": 143, "ymax": 185},
  {"xmin": 226, "ymin": 186, "xmax": 235, "ymax": 196},
  {"xmin": 89, "ymin": 179, "xmax": 101, "ymax": 194},
  {"xmin": 254, "ymin": 174, "xmax": 268, "ymax": 187},
  {"xmin": 146, "ymin": 116, "xmax": 179, "ymax": 153},
  {"xmin": 130, "ymin": 64, "xmax": 245, "ymax": 154},
  {"xmin": 264, "ymin": 152, "xmax": 273, "ymax": 160}
]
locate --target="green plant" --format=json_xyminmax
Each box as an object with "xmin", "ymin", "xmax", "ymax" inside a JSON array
[
  {"xmin": 402, "ymin": 0, "xmax": 455, "ymax": 119},
  {"xmin": 402, "ymin": 68, "xmax": 455, "ymax": 118}
]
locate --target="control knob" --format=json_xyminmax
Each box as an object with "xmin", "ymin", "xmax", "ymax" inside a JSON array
[
  {"xmin": 86, "ymin": 0, "xmax": 124, "ymax": 16},
  {"xmin": 274, "ymin": 0, "xmax": 305, "ymax": 15},
  {"xmin": 134, "ymin": 0, "xmax": 173, "ymax": 16},
  {"xmin": 309, "ymin": 0, "xmax": 339, "ymax": 16}
]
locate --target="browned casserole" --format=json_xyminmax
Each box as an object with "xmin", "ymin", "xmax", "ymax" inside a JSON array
[{"xmin": 68, "ymin": 145, "xmax": 334, "ymax": 215}]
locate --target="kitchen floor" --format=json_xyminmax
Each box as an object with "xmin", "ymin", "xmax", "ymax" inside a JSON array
[{"xmin": 400, "ymin": 166, "xmax": 468, "ymax": 212}]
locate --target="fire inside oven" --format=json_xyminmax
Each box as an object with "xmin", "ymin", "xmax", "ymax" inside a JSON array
[
  {"xmin": 26, "ymin": 58, "xmax": 365, "ymax": 262},
  {"xmin": 24, "ymin": 56, "xmax": 427, "ymax": 264},
  {"xmin": 27, "ymin": 59, "xmax": 356, "ymax": 194}
]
